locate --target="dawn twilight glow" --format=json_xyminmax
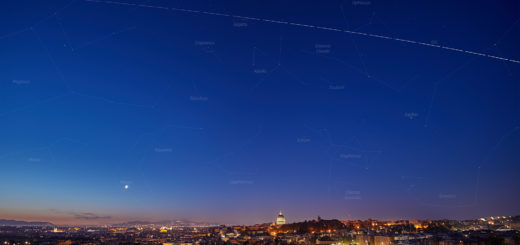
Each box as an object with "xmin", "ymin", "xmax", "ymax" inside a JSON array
[{"xmin": 1, "ymin": 1, "xmax": 519, "ymax": 242}]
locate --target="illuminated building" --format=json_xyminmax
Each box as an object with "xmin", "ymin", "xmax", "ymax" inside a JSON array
[
  {"xmin": 52, "ymin": 227, "xmax": 64, "ymax": 233},
  {"xmin": 276, "ymin": 211, "xmax": 286, "ymax": 225}
]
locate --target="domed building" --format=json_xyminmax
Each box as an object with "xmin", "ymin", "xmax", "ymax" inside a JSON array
[{"xmin": 276, "ymin": 210, "xmax": 286, "ymax": 225}]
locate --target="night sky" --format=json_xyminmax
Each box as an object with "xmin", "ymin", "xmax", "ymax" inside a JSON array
[{"xmin": 1, "ymin": 0, "xmax": 520, "ymax": 225}]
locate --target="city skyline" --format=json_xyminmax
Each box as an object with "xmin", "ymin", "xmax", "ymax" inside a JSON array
[
  {"xmin": 1, "ymin": 0, "xmax": 520, "ymax": 226},
  {"xmin": 0, "ymin": 212, "xmax": 517, "ymax": 227}
]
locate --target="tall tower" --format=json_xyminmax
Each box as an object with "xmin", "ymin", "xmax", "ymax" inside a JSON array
[{"xmin": 276, "ymin": 210, "xmax": 286, "ymax": 225}]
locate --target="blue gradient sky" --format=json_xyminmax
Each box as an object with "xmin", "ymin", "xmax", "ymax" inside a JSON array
[{"xmin": 1, "ymin": 0, "xmax": 520, "ymax": 225}]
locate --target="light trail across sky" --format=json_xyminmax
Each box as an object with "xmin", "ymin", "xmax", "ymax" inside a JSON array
[{"xmin": 85, "ymin": 0, "xmax": 520, "ymax": 64}]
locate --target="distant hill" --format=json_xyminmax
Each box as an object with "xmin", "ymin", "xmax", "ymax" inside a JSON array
[
  {"xmin": 115, "ymin": 220, "xmax": 155, "ymax": 226},
  {"xmin": 0, "ymin": 219, "xmax": 54, "ymax": 226},
  {"xmin": 113, "ymin": 219, "xmax": 218, "ymax": 227},
  {"xmin": 277, "ymin": 217, "xmax": 346, "ymax": 234}
]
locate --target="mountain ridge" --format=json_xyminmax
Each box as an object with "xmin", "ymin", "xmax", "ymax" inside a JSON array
[{"xmin": 0, "ymin": 219, "xmax": 54, "ymax": 226}]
